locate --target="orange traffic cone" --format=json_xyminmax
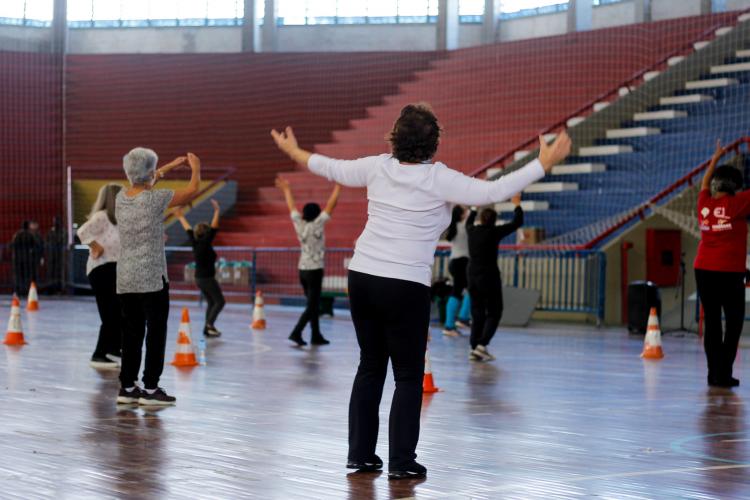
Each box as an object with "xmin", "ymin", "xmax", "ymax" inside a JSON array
[
  {"xmin": 423, "ymin": 348, "xmax": 440, "ymax": 393},
  {"xmin": 170, "ymin": 308, "xmax": 199, "ymax": 367},
  {"xmin": 641, "ymin": 307, "xmax": 664, "ymax": 360},
  {"xmin": 26, "ymin": 282, "xmax": 39, "ymax": 311},
  {"xmin": 251, "ymin": 291, "xmax": 267, "ymax": 330},
  {"xmin": 4, "ymin": 296, "xmax": 27, "ymax": 346}
]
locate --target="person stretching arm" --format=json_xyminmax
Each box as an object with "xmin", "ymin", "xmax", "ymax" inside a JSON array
[
  {"xmin": 701, "ymin": 140, "xmax": 727, "ymax": 191},
  {"xmin": 324, "ymin": 184, "xmax": 342, "ymax": 215},
  {"xmin": 168, "ymin": 152, "xmax": 202, "ymax": 208}
]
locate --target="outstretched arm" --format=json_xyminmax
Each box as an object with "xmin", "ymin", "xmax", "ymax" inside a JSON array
[
  {"xmin": 466, "ymin": 208, "xmax": 477, "ymax": 229},
  {"xmin": 324, "ymin": 184, "xmax": 342, "ymax": 215},
  {"xmin": 271, "ymin": 126, "xmax": 370, "ymax": 187},
  {"xmin": 169, "ymin": 152, "xmax": 202, "ymax": 208},
  {"xmin": 702, "ymin": 140, "xmax": 726, "ymax": 191},
  {"xmin": 496, "ymin": 194, "xmax": 523, "ymax": 240},
  {"xmin": 210, "ymin": 199, "xmax": 220, "ymax": 229},
  {"xmin": 154, "ymin": 156, "xmax": 187, "ymax": 186},
  {"xmin": 275, "ymin": 177, "xmax": 297, "ymax": 214},
  {"xmin": 173, "ymin": 206, "xmax": 192, "ymax": 231},
  {"xmin": 440, "ymin": 132, "xmax": 572, "ymax": 206}
]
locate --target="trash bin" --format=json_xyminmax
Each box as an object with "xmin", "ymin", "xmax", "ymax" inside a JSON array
[{"xmin": 627, "ymin": 280, "xmax": 661, "ymax": 334}]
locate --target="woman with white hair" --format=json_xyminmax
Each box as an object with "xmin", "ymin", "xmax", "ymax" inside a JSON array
[
  {"xmin": 115, "ymin": 149, "xmax": 201, "ymax": 406},
  {"xmin": 272, "ymin": 103, "xmax": 571, "ymax": 479},
  {"xmin": 77, "ymin": 183, "xmax": 124, "ymax": 369}
]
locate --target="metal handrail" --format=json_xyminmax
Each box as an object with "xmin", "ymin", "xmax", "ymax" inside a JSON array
[{"xmin": 467, "ymin": 9, "xmax": 750, "ymax": 179}]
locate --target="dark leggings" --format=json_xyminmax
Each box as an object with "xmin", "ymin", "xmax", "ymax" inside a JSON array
[
  {"xmin": 195, "ymin": 276, "xmax": 226, "ymax": 328},
  {"xmin": 292, "ymin": 269, "xmax": 324, "ymax": 339},
  {"xmin": 347, "ymin": 270, "xmax": 431, "ymax": 470},
  {"xmin": 695, "ymin": 269, "xmax": 745, "ymax": 381},
  {"xmin": 468, "ymin": 273, "xmax": 503, "ymax": 350},
  {"xmin": 448, "ymin": 257, "xmax": 469, "ymax": 298},
  {"xmin": 118, "ymin": 280, "xmax": 170, "ymax": 390},
  {"xmin": 88, "ymin": 262, "xmax": 122, "ymax": 358}
]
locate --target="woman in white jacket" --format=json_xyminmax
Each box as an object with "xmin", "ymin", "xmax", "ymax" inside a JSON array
[
  {"xmin": 272, "ymin": 103, "xmax": 571, "ymax": 480},
  {"xmin": 77, "ymin": 183, "xmax": 124, "ymax": 369}
]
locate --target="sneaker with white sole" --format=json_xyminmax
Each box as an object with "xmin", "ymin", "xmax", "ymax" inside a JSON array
[
  {"xmin": 442, "ymin": 328, "xmax": 460, "ymax": 337},
  {"xmin": 473, "ymin": 345, "xmax": 495, "ymax": 361},
  {"xmin": 455, "ymin": 319, "xmax": 471, "ymax": 329},
  {"xmin": 469, "ymin": 349, "xmax": 482, "ymax": 361},
  {"xmin": 117, "ymin": 387, "xmax": 143, "ymax": 404},
  {"xmin": 91, "ymin": 356, "xmax": 119, "ymax": 370},
  {"xmin": 139, "ymin": 387, "xmax": 176, "ymax": 406}
]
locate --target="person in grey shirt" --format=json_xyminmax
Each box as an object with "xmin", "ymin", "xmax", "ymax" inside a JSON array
[
  {"xmin": 276, "ymin": 176, "xmax": 341, "ymax": 347},
  {"xmin": 115, "ymin": 148, "xmax": 201, "ymax": 407}
]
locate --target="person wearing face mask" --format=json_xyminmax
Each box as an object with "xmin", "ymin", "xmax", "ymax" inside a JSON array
[
  {"xmin": 114, "ymin": 149, "xmax": 200, "ymax": 406},
  {"xmin": 694, "ymin": 140, "xmax": 750, "ymax": 388}
]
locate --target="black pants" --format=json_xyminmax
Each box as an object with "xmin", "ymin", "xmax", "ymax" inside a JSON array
[
  {"xmin": 448, "ymin": 257, "xmax": 469, "ymax": 298},
  {"xmin": 195, "ymin": 276, "xmax": 225, "ymax": 328},
  {"xmin": 347, "ymin": 270, "xmax": 431, "ymax": 470},
  {"xmin": 118, "ymin": 281, "xmax": 170, "ymax": 390},
  {"xmin": 13, "ymin": 259, "xmax": 36, "ymax": 297},
  {"xmin": 468, "ymin": 273, "xmax": 503, "ymax": 350},
  {"xmin": 292, "ymin": 269, "xmax": 324, "ymax": 339},
  {"xmin": 695, "ymin": 269, "xmax": 745, "ymax": 381},
  {"xmin": 88, "ymin": 262, "xmax": 122, "ymax": 358}
]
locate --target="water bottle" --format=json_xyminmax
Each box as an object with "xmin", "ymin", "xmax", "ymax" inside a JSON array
[{"xmin": 198, "ymin": 337, "xmax": 207, "ymax": 366}]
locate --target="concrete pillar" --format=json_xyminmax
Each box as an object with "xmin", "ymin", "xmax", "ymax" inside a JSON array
[
  {"xmin": 567, "ymin": 0, "xmax": 592, "ymax": 33},
  {"xmin": 634, "ymin": 0, "xmax": 652, "ymax": 23},
  {"xmin": 700, "ymin": 0, "xmax": 713, "ymax": 14},
  {"xmin": 51, "ymin": 0, "xmax": 67, "ymax": 53},
  {"xmin": 261, "ymin": 0, "xmax": 278, "ymax": 52},
  {"xmin": 242, "ymin": 0, "xmax": 256, "ymax": 52},
  {"xmin": 482, "ymin": 0, "xmax": 501, "ymax": 44},
  {"xmin": 436, "ymin": 0, "xmax": 459, "ymax": 50}
]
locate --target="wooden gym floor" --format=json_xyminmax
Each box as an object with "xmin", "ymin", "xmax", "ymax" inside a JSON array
[{"xmin": 1, "ymin": 296, "xmax": 749, "ymax": 499}]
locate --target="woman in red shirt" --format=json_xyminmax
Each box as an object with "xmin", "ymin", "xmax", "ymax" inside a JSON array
[{"xmin": 695, "ymin": 140, "xmax": 750, "ymax": 388}]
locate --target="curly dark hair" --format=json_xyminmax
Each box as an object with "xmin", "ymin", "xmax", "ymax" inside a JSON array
[{"xmin": 388, "ymin": 103, "xmax": 441, "ymax": 163}]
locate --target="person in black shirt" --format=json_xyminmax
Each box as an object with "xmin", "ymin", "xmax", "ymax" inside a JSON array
[
  {"xmin": 175, "ymin": 199, "xmax": 225, "ymax": 337},
  {"xmin": 466, "ymin": 194, "xmax": 523, "ymax": 362}
]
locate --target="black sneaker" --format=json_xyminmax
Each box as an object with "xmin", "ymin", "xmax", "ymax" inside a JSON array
[
  {"xmin": 204, "ymin": 326, "xmax": 222, "ymax": 338},
  {"xmin": 117, "ymin": 387, "xmax": 143, "ymax": 404},
  {"xmin": 388, "ymin": 462, "xmax": 427, "ymax": 480},
  {"xmin": 289, "ymin": 333, "xmax": 307, "ymax": 347},
  {"xmin": 347, "ymin": 454, "xmax": 383, "ymax": 472},
  {"xmin": 91, "ymin": 356, "xmax": 119, "ymax": 370},
  {"xmin": 311, "ymin": 335, "xmax": 330, "ymax": 346},
  {"xmin": 139, "ymin": 388, "xmax": 176, "ymax": 406},
  {"xmin": 708, "ymin": 376, "xmax": 740, "ymax": 388}
]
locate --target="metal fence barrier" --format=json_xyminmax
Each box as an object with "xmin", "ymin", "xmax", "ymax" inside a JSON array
[{"xmin": 1, "ymin": 244, "xmax": 606, "ymax": 321}]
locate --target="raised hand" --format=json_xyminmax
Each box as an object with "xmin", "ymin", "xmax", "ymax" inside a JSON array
[
  {"xmin": 210, "ymin": 199, "xmax": 220, "ymax": 211},
  {"xmin": 538, "ymin": 131, "xmax": 572, "ymax": 172},
  {"xmin": 187, "ymin": 152, "xmax": 201, "ymax": 171},
  {"xmin": 711, "ymin": 139, "xmax": 725, "ymax": 164},
  {"xmin": 275, "ymin": 176, "xmax": 290, "ymax": 191},
  {"xmin": 271, "ymin": 126, "xmax": 299, "ymax": 156},
  {"xmin": 172, "ymin": 206, "xmax": 185, "ymax": 218},
  {"xmin": 511, "ymin": 193, "xmax": 522, "ymax": 206}
]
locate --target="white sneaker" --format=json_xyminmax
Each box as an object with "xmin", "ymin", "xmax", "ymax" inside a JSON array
[
  {"xmin": 469, "ymin": 349, "xmax": 482, "ymax": 361},
  {"xmin": 473, "ymin": 345, "xmax": 495, "ymax": 361},
  {"xmin": 442, "ymin": 328, "xmax": 460, "ymax": 337}
]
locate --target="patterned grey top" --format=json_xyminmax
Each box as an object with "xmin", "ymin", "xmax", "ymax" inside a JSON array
[
  {"xmin": 291, "ymin": 210, "xmax": 330, "ymax": 270},
  {"xmin": 115, "ymin": 189, "xmax": 174, "ymax": 294}
]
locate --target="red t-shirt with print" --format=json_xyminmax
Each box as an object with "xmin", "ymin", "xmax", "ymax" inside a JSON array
[{"xmin": 694, "ymin": 189, "xmax": 750, "ymax": 272}]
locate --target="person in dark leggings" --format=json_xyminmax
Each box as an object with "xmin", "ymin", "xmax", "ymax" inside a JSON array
[
  {"xmin": 276, "ymin": 176, "xmax": 341, "ymax": 347},
  {"xmin": 272, "ymin": 104, "xmax": 571, "ymax": 479},
  {"xmin": 442, "ymin": 205, "xmax": 472, "ymax": 337},
  {"xmin": 466, "ymin": 194, "xmax": 523, "ymax": 362},
  {"xmin": 175, "ymin": 199, "xmax": 225, "ymax": 337},
  {"xmin": 694, "ymin": 140, "xmax": 750, "ymax": 388},
  {"xmin": 77, "ymin": 183, "xmax": 124, "ymax": 369},
  {"xmin": 115, "ymin": 149, "xmax": 201, "ymax": 406}
]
